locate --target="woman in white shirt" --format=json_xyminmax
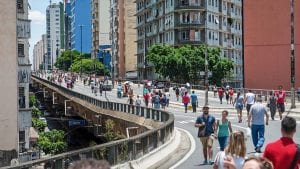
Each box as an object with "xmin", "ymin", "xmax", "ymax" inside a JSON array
[{"xmin": 213, "ymin": 130, "xmax": 247, "ymax": 169}]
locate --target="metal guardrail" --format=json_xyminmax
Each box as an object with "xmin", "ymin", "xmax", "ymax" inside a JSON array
[{"xmin": 4, "ymin": 76, "xmax": 174, "ymax": 169}]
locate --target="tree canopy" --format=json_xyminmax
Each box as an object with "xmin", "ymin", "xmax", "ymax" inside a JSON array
[
  {"xmin": 37, "ymin": 129, "xmax": 67, "ymax": 155},
  {"xmin": 146, "ymin": 45, "xmax": 234, "ymax": 85}
]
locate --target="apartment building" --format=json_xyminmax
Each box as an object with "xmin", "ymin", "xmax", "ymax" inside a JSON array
[
  {"xmin": 0, "ymin": 0, "xmax": 18, "ymax": 167},
  {"xmin": 64, "ymin": 0, "xmax": 72, "ymax": 50},
  {"xmin": 33, "ymin": 35, "xmax": 47, "ymax": 71},
  {"xmin": 110, "ymin": 0, "xmax": 137, "ymax": 79},
  {"xmin": 46, "ymin": 2, "xmax": 65, "ymax": 70},
  {"xmin": 17, "ymin": 0, "xmax": 33, "ymax": 162},
  {"xmin": 136, "ymin": 0, "xmax": 243, "ymax": 87},
  {"xmin": 70, "ymin": 0, "xmax": 92, "ymax": 54}
]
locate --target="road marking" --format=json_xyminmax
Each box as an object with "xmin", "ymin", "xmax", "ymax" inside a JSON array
[{"xmin": 169, "ymin": 127, "xmax": 196, "ymax": 169}]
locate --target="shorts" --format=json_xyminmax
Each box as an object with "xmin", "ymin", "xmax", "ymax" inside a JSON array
[
  {"xmin": 235, "ymin": 104, "xmax": 243, "ymax": 111},
  {"xmin": 200, "ymin": 135, "xmax": 214, "ymax": 149},
  {"xmin": 246, "ymin": 104, "xmax": 253, "ymax": 112},
  {"xmin": 277, "ymin": 103, "xmax": 285, "ymax": 112}
]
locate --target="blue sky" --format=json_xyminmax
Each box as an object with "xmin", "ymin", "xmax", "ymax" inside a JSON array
[{"xmin": 28, "ymin": 0, "xmax": 61, "ymax": 63}]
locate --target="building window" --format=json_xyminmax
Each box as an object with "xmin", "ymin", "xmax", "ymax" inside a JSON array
[
  {"xmin": 19, "ymin": 87, "xmax": 25, "ymax": 108},
  {"xmin": 209, "ymin": 31, "xmax": 211, "ymax": 39},
  {"xmin": 215, "ymin": 0, "xmax": 218, "ymax": 7},
  {"xmin": 19, "ymin": 131, "xmax": 25, "ymax": 142},
  {"xmin": 18, "ymin": 44, "xmax": 25, "ymax": 57},
  {"xmin": 208, "ymin": 14, "xmax": 211, "ymax": 22},
  {"xmin": 17, "ymin": 0, "xmax": 24, "ymax": 13},
  {"xmin": 212, "ymin": 0, "xmax": 214, "ymax": 6},
  {"xmin": 208, "ymin": 0, "xmax": 211, "ymax": 5}
]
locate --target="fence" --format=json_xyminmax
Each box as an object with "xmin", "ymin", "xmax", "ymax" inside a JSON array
[{"xmin": 4, "ymin": 76, "xmax": 174, "ymax": 169}]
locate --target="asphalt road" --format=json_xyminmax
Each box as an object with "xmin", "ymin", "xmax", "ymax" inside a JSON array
[{"xmin": 48, "ymin": 79, "xmax": 300, "ymax": 169}]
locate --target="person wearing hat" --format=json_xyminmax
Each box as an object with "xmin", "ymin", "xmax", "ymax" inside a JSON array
[
  {"xmin": 195, "ymin": 106, "xmax": 216, "ymax": 165},
  {"xmin": 248, "ymin": 95, "xmax": 269, "ymax": 153}
]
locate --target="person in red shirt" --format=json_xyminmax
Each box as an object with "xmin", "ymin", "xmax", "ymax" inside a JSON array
[
  {"xmin": 182, "ymin": 91, "xmax": 190, "ymax": 113},
  {"xmin": 275, "ymin": 85, "xmax": 286, "ymax": 120},
  {"xmin": 143, "ymin": 92, "xmax": 150, "ymax": 107},
  {"xmin": 218, "ymin": 87, "xmax": 224, "ymax": 104},
  {"xmin": 263, "ymin": 116, "xmax": 300, "ymax": 169}
]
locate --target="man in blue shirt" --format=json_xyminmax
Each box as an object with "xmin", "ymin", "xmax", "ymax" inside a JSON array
[
  {"xmin": 195, "ymin": 106, "xmax": 216, "ymax": 165},
  {"xmin": 190, "ymin": 91, "xmax": 198, "ymax": 113}
]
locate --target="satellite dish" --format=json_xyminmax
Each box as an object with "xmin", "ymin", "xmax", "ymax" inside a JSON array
[{"xmin": 10, "ymin": 159, "xmax": 19, "ymax": 166}]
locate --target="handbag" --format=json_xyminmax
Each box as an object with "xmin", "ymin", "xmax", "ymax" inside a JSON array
[
  {"xmin": 290, "ymin": 144, "xmax": 300, "ymax": 169},
  {"xmin": 198, "ymin": 125, "xmax": 206, "ymax": 137}
]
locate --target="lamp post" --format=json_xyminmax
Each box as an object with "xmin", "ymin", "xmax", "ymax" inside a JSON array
[
  {"xmin": 79, "ymin": 25, "xmax": 84, "ymax": 78},
  {"xmin": 204, "ymin": 45, "xmax": 209, "ymax": 106},
  {"xmin": 290, "ymin": 0, "xmax": 296, "ymax": 108}
]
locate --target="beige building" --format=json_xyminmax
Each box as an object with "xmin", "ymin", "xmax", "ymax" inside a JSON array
[
  {"xmin": 110, "ymin": 0, "xmax": 137, "ymax": 79},
  {"xmin": 92, "ymin": 0, "xmax": 111, "ymax": 58},
  {"xmin": 33, "ymin": 35, "xmax": 47, "ymax": 71},
  {"xmin": 0, "ymin": 0, "xmax": 19, "ymax": 167}
]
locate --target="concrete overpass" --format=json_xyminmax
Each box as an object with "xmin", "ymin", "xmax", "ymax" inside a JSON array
[{"xmin": 5, "ymin": 75, "xmax": 174, "ymax": 169}]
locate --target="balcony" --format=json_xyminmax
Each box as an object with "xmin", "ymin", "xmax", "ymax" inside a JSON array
[
  {"xmin": 17, "ymin": 19, "xmax": 31, "ymax": 39},
  {"xmin": 175, "ymin": 20, "xmax": 205, "ymax": 29},
  {"xmin": 175, "ymin": 0, "xmax": 206, "ymax": 11},
  {"xmin": 175, "ymin": 38, "xmax": 205, "ymax": 46}
]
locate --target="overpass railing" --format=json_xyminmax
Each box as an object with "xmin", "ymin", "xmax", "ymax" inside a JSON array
[{"xmin": 4, "ymin": 75, "xmax": 174, "ymax": 169}]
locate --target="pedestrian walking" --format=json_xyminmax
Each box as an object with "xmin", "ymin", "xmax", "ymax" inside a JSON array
[
  {"xmin": 117, "ymin": 84, "xmax": 122, "ymax": 98},
  {"xmin": 195, "ymin": 106, "xmax": 216, "ymax": 165},
  {"xmin": 218, "ymin": 87, "xmax": 224, "ymax": 104},
  {"xmin": 213, "ymin": 130, "xmax": 246, "ymax": 169},
  {"xmin": 190, "ymin": 91, "xmax": 198, "ymax": 113},
  {"xmin": 165, "ymin": 92, "xmax": 170, "ymax": 107},
  {"xmin": 267, "ymin": 91, "xmax": 277, "ymax": 120},
  {"xmin": 229, "ymin": 88, "xmax": 234, "ymax": 104},
  {"xmin": 297, "ymin": 87, "xmax": 300, "ymax": 102},
  {"xmin": 244, "ymin": 90, "xmax": 256, "ymax": 120},
  {"xmin": 175, "ymin": 87, "xmax": 180, "ymax": 101},
  {"xmin": 263, "ymin": 117, "xmax": 300, "ymax": 169},
  {"xmin": 99, "ymin": 82, "xmax": 103, "ymax": 96},
  {"xmin": 233, "ymin": 91, "xmax": 244, "ymax": 123},
  {"xmin": 215, "ymin": 110, "xmax": 232, "ymax": 151},
  {"xmin": 143, "ymin": 92, "xmax": 150, "ymax": 107},
  {"xmin": 225, "ymin": 89, "xmax": 230, "ymax": 104},
  {"xmin": 275, "ymin": 85, "xmax": 286, "ymax": 120},
  {"xmin": 135, "ymin": 95, "xmax": 142, "ymax": 115},
  {"xmin": 248, "ymin": 96, "xmax": 269, "ymax": 153},
  {"xmin": 213, "ymin": 85, "xmax": 218, "ymax": 97},
  {"xmin": 153, "ymin": 92, "xmax": 161, "ymax": 109},
  {"xmin": 182, "ymin": 92, "xmax": 190, "ymax": 113}
]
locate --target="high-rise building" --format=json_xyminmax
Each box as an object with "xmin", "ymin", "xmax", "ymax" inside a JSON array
[
  {"xmin": 70, "ymin": 0, "xmax": 92, "ymax": 54},
  {"xmin": 92, "ymin": 0, "xmax": 111, "ymax": 58},
  {"xmin": 110, "ymin": 0, "xmax": 137, "ymax": 79},
  {"xmin": 17, "ymin": 0, "xmax": 33, "ymax": 162},
  {"xmin": 135, "ymin": 0, "xmax": 243, "ymax": 87},
  {"xmin": 64, "ymin": 0, "xmax": 72, "ymax": 50},
  {"xmin": 33, "ymin": 34, "xmax": 47, "ymax": 71},
  {"xmin": 0, "ymin": 0, "xmax": 18, "ymax": 166},
  {"xmin": 244, "ymin": 0, "xmax": 300, "ymax": 89},
  {"xmin": 46, "ymin": 2, "xmax": 65, "ymax": 70}
]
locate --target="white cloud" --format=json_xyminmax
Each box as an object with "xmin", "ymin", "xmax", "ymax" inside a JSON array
[{"xmin": 29, "ymin": 10, "xmax": 45, "ymax": 25}]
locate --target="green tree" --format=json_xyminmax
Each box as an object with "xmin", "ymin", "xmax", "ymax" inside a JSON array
[
  {"xmin": 37, "ymin": 129, "xmax": 67, "ymax": 155},
  {"xmin": 31, "ymin": 106, "xmax": 41, "ymax": 119},
  {"xmin": 70, "ymin": 59, "xmax": 108, "ymax": 75},
  {"xmin": 146, "ymin": 44, "xmax": 234, "ymax": 85},
  {"xmin": 32, "ymin": 118, "xmax": 47, "ymax": 133},
  {"xmin": 54, "ymin": 50, "xmax": 81, "ymax": 71},
  {"xmin": 103, "ymin": 119, "xmax": 125, "ymax": 142},
  {"xmin": 29, "ymin": 95, "xmax": 38, "ymax": 107}
]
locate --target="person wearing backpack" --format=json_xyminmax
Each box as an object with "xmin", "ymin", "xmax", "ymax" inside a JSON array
[{"xmin": 263, "ymin": 116, "xmax": 300, "ymax": 169}]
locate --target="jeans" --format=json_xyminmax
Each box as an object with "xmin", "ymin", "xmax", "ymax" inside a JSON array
[
  {"xmin": 184, "ymin": 103, "xmax": 188, "ymax": 113},
  {"xmin": 251, "ymin": 124, "xmax": 265, "ymax": 149},
  {"xmin": 192, "ymin": 103, "xmax": 197, "ymax": 112},
  {"xmin": 218, "ymin": 136, "xmax": 228, "ymax": 151}
]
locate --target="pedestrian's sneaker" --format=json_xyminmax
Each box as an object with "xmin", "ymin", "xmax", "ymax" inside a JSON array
[
  {"xmin": 255, "ymin": 147, "xmax": 262, "ymax": 153},
  {"xmin": 209, "ymin": 160, "xmax": 214, "ymax": 165},
  {"xmin": 202, "ymin": 160, "xmax": 208, "ymax": 165}
]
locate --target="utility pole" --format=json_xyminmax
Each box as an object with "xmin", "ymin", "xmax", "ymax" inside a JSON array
[
  {"xmin": 290, "ymin": 0, "xmax": 296, "ymax": 108},
  {"xmin": 204, "ymin": 45, "xmax": 208, "ymax": 106}
]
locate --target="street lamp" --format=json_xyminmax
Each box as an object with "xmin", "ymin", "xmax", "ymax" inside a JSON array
[
  {"xmin": 204, "ymin": 45, "xmax": 209, "ymax": 106},
  {"xmin": 290, "ymin": 0, "xmax": 296, "ymax": 108},
  {"xmin": 79, "ymin": 25, "xmax": 85, "ymax": 78}
]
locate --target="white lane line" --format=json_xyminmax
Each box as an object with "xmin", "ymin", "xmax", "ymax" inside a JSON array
[{"xmin": 169, "ymin": 127, "xmax": 196, "ymax": 169}]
